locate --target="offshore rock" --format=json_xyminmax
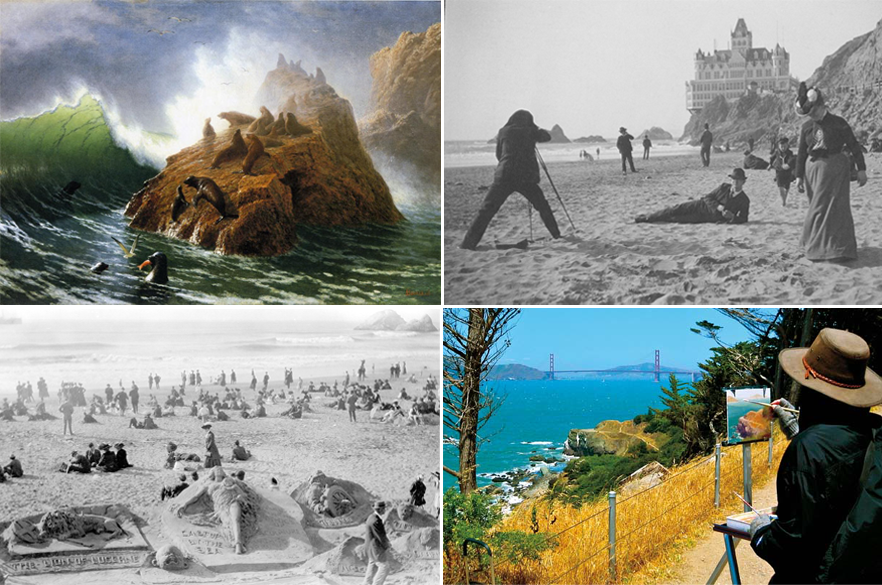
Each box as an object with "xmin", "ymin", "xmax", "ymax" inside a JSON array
[
  {"xmin": 125, "ymin": 56, "xmax": 402, "ymax": 256},
  {"xmin": 548, "ymin": 124, "xmax": 571, "ymax": 143},
  {"xmin": 358, "ymin": 23, "xmax": 441, "ymax": 191}
]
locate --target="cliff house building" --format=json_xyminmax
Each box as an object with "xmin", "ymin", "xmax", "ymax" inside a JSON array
[{"xmin": 686, "ymin": 18, "xmax": 796, "ymax": 113}]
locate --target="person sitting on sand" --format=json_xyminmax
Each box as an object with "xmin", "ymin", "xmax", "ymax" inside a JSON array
[
  {"xmin": 86, "ymin": 442, "xmax": 101, "ymax": 466},
  {"xmin": 232, "ymin": 440, "xmax": 251, "ymax": 461},
  {"xmin": 743, "ymin": 150, "xmax": 769, "ymax": 170},
  {"xmin": 4, "ymin": 455, "xmax": 23, "ymax": 478},
  {"xmin": 161, "ymin": 474, "xmax": 190, "ymax": 501},
  {"xmin": 96, "ymin": 443, "xmax": 118, "ymax": 472},
  {"xmin": 635, "ymin": 168, "xmax": 750, "ymax": 224},
  {"xmin": 82, "ymin": 409, "xmax": 98, "ymax": 424},
  {"xmin": 64, "ymin": 450, "xmax": 91, "ymax": 474},
  {"xmin": 255, "ymin": 403, "xmax": 266, "ymax": 418},
  {"xmin": 410, "ymin": 475, "xmax": 426, "ymax": 507},
  {"xmin": 115, "ymin": 443, "xmax": 132, "ymax": 468},
  {"xmin": 217, "ymin": 409, "xmax": 230, "ymax": 421},
  {"xmin": 460, "ymin": 109, "xmax": 561, "ymax": 250},
  {"xmin": 398, "ymin": 388, "xmax": 411, "ymax": 401}
]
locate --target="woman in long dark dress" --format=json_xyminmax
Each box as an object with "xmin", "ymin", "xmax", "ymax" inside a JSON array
[
  {"xmin": 794, "ymin": 84, "xmax": 868, "ymax": 261},
  {"xmin": 203, "ymin": 423, "xmax": 222, "ymax": 468}
]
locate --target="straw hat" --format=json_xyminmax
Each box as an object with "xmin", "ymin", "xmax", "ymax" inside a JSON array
[{"xmin": 779, "ymin": 328, "xmax": 882, "ymax": 407}]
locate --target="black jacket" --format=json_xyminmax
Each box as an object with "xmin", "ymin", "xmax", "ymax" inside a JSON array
[
  {"xmin": 616, "ymin": 133, "xmax": 634, "ymax": 154},
  {"xmin": 818, "ymin": 420, "xmax": 882, "ymax": 583},
  {"xmin": 494, "ymin": 110, "xmax": 551, "ymax": 185},
  {"xmin": 751, "ymin": 415, "xmax": 876, "ymax": 583}
]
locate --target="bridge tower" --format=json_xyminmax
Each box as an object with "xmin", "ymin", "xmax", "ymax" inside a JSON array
[
  {"xmin": 549, "ymin": 353, "xmax": 555, "ymax": 381},
  {"xmin": 654, "ymin": 350, "xmax": 660, "ymax": 382}
]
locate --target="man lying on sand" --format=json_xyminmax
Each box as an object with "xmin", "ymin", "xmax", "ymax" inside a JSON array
[
  {"xmin": 635, "ymin": 168, "xmax": 750, "ymax": 224},
  {"xmin": 460, "ymin": 109, "xmax": 561, "ymax": 250}
]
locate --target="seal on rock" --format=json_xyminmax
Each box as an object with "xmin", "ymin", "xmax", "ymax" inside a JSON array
[
  {"xmin": 209, "ymin": 129, "xmax": 248, "ymax": 169},
  {"xmin": 242, "ymin": 135, "xmax": 268, "ymax": 176},
  {"xmin": 203, "ymin": 118, "xmax": 216, "ymax": 139},
  {"xmin": 218, "ymin": 111, "xmax": 256, "ymax": 127},
  {"xmin": 246, "ymin": 106, "xmax": 274, "ymax": 136},
  {"xmin": 183, "ymin": 175, "xmax": 239, "ymax": 223},
  {"xmin": 171, "ymin": 186, "xmax": 190, "ymax": 222},
  {"xmin": 268, "ymin": 112, "xmax": 286, "ymax": 137},
  {"xmin": 285, "ymin": 113, "xmax": 313, "ymax": 138}
]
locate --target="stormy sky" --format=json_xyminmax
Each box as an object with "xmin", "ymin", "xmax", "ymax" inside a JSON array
[{"xmin": 0, "ymin": 1, "xmax": 440, "ymax": 136}]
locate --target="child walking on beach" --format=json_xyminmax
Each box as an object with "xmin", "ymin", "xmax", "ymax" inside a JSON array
[{"xmin": 770, "ymin": 136, "xmax": 796, "ymax": 206}]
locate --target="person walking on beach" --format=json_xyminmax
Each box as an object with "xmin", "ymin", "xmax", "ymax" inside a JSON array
[
  {"xmin": 750, "ymin": 328, "xmax": 882, "ymax": 584},
  {"xmin": 362, "ymin": 501, "xmax": 391, "ymax": 585},
  {"xmin": 460, "ymin": 109, "xmax": 561, "ymax": 250},
  {"xmin": 635, "ymin": 168, "xmax": 750, "ymax": 224},
  {"xmin": 203, "ymin": 423, "xmax": 222, "ymax": 468},
  {"xmin": 770, "ymin": 136, "xmax": 796, "ymax": 206},
  {"xmin": 700, "ymin": 123, "xmax": 713, "ymax": 167},
  {"xmin": 347, "ymin": 391, "xmax": 358, "ymax": 422},
  {"xmin": 129, "ymin": 383, "xmax": 139, "ymax": 414},
  {"xmin": 642, "ymin": 135, "xmax": 652, "ymax": 160},
  {"xmin": 616, "ymin": 127, "xmax": 637, "ymax": 174},
  {"xmin": 59, "ymin": 398, "xmax": 74, "ymax": 435},
  {"xmin": 794, "ymin": 84, "xmax": 868, "ymax": 262}
]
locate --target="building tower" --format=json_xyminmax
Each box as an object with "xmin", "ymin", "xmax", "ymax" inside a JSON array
[{"xmin": 731, "ymin": 18, "xmax": 752, "ymax": 51}]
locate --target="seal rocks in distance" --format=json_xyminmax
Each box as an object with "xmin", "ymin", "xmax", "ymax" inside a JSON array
[
  {"xmin": 203, "ymin": 118, "xmax": 216, "ymax": 139},
  {"xmin": 218, "ymin": 111, "xmax": 256, "ymax": 127},
  {"xmin": 242, "ymin": 135, "xmax": 268, "ymax": 175},
  {"xmin": 183, "ymin": 176, "xmax": 239, "ymax": 223},
  {"xmin": 209, "ymin": 129, "xmax": 248, "ymax": 169},
  {"xmin": 138, "ymin": 252, "xmax": 169, "ymax": 284}
]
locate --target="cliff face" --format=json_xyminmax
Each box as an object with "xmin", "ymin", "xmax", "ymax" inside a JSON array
[
  {"xmin": 681, "ymin": 18, "xmax": 881, "ymax": 146},
  {"xmin": 124, "ymin": 57, "xmax": 402, "ymax": 256},
  {"xmin": 358, "ymin": 23, "xmax": 441, "ymax": 191},
  {"xmin": 564, "ymin": 420, "xmax": 666, "ymax": 457}
]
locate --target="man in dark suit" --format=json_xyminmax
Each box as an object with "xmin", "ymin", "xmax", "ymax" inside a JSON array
[
  {"xmin": 635, "ymin": 168, "xmax": 750, "ymax": 224},
  {"xmin": 700, "ymin": 123, "xmax": 713, "ymax": 166},
  {"xmin": 617, "ymin": 127, "xmax": 637, "ymax": 174}
]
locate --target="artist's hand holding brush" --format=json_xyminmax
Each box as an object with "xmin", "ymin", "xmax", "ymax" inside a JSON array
[{"xmin": 770, "ymin": 398, "xmax": 799, "ymax": 438}]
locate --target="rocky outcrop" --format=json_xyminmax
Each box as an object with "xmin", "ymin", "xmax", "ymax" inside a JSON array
[
  {"xmin": 573, "ymin": 135, "xmax": 607, "ymax": 143},
  {"xmin": 681, "ymin": 18, "xmax": 882, "ymax": 146},
  {"xmin": 398, "ymin": 314, "xmax": 437, "ymax": 332},
  {"xmin": 355, "ymin": 309, "xmax": 407, "ymax": 331},
  {"xmin": 358, "ymin": 23, "xmax": 441, "ymax": 191},
  {"xmin": 125, "ymin": 56, "xmax": 402, "ymax": 256},
  {"xmin": 563, "ymin": 420, "xmax": 665, "ymax": 457},
  {"xmin": 638, "ymin": 127, "xmax": 673, "ymax": 140},
  {"xmin": 548, "ymin": 124, "xmax": 571, "ymax": 143}
]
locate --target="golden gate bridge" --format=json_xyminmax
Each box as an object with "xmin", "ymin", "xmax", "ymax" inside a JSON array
[{"xmin": 547, "ymin": 351, "xmax": 700, "ymax": 382}]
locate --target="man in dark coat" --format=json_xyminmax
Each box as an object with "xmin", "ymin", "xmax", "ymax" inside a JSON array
[
  {"xmin": 700, "ymin": 123, "xmax": 713, "ymax": 167},
  {"xmin": 115, "ymin": 443, "xmax": 132, "ymax": 468},
  {"xmin": 616, "ymin": 127, "xmax": 637, "ymax": 174},
  {"xmin": 460, "ymin": 110, "xmax": 561, "ymax": 250},
  {"xmin": 409, "ymin": 476, "xmax": 426, "ymax": 507},
  {"xmin": 363, "ymin": 500, "xmax": 391, "ymax": 585},
  {"xmin": 4, "ymin": 455, "xmax": 23, "ymax": 478},
  {"xmin": 642, "ymin": 135, "xmax": 652, "ymax": 160},
  {"xmin": 96, "ymin": 444, "xmax": 118, "ymax": 472},
  {"xmin": 750, "ymin": 328, "xmax": 882, "ymax": 584},
  {"xmin": 635, "ymin": 168, "xmax": 750, "ymax": 224}
]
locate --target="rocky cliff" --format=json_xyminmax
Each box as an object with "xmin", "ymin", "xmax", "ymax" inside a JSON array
[
  {"xmin": 358, "ymin": 23, "xmax": 441, "ymax": 192},
  {"xmin": 573, "ymin": 135, "xmax": 607, "ymax": 144},
  {"xmin": 125, "ymin": 56, "xmax": 402, "ymax": 256},
  {"xmin": 681, "ymin": 18, "xmax": 881, "ymax": 146},
  {"xmin": 564, "ymin": 420, "xmax": 667, "ymax": 457},
  {"xmin": 638, "ymin": 127, "xmax": 673, "ymax": 140}
]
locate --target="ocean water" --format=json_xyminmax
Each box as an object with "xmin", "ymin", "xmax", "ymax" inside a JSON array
[
  {"xmin": 442, "ymin": 378, "xmax": 673, "ymax": 492},
  {"xmin": 0, "ymin": 319, "xmax": 439, "ymax": 398},
  {"xmin": 0, "ymin": 98, "xmax": 440, "ymax": 305},
  {"xmin": 445, "ymin": 140, "xmax": 701, "ymax": 169}
]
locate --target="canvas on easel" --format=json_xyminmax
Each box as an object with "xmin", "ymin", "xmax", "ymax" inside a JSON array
[{"xmin": 724, "ymin": 386, "xmax": 772, "ymax": 445}]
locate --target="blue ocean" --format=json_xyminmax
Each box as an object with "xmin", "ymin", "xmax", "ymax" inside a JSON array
[{"xmin": 443, "ymin": 378, "xmax": 674, "ymax": 492}]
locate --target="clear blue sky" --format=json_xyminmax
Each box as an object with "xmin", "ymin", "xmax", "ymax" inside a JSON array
[{"xmin": 497, "ymin": 308, "xmax": 756, "ymax": 371}]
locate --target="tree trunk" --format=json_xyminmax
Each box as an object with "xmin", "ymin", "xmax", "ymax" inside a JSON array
[
  {"xmin": 788, "ymin": 308, "xmax": 814, "ymax": 404},
  {"xmin": 458, "ymin": 309, "xmax": 484, "ymax": 494}
]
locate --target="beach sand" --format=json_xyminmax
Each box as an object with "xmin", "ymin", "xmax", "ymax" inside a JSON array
[
  {"xmin": 0, "ymin": 365, "xmax": 439, "ymax": 584},
  {"xmin": 444, "ymin": 151, "xmax": 882, "ymax": 304}
]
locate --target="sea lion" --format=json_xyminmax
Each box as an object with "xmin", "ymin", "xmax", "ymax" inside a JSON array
[
  {"xmin": 285, "ymin": 113, "xmax": 313, "ymax": 138},
  {"xmin": 91, "ymin": 262, "xmax": 109, "ymax": 274},
  {"xmin": 242, "ymin": 135, "xmax": 268, "ymax": 175},
  {"xmin": 269, "ymin": 112, "xmax": 286, "ymax": 136},
  {"xmin": 138, "ymin": 252, "xmax": 168, "ymax": 284},
  {"xmin": 209, "ymin": 129, "xmax": 248, "ymax": 168},
  {"xmin": 203, "ymin": 118, "xmax": 216, "ymax": 139},
  {"xmin": 183, "ymin": 175, "xmax": 239, "ymax": 223},
  {"xmin": 218, "ymin": 111, "xmax": 256, "ymax": 127},
  {"xmin": 171, "ymin": 186, "xmax": 189, "ymax": 222},
  {"xmin": 246, "ymin": 106, "xmax": 274, "ymax": 136}
]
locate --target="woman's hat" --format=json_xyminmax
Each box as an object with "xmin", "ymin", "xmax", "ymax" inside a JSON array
[
  {"xmin": 795, "ymin": 82, "xmax": 824, "ymax": 116},
  {"xmin": 779, "ymin": 328, "xmax": 882, "ymax": 407},
  {"xmin": 373, "ymin": 500, "xmax": 387, "ymax": 510},
  {"xmin": 201, "ymin": 423, "xmax": 212, "ymax": 429},
  {"xmin": 728, "ymin": 168, "xmax": 747, "ymax": 181}
]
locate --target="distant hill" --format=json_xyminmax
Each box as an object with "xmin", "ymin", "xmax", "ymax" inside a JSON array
[
  {"xmin": 638, "ymin": 127, "xmax": 673, "ymax": 140},
  {"xmin": 488, "ymin": 363, "xmax": 548, "ymax": 380},
  {"xmin": 354, "ymin": 309, "xmax": 437, "ymax": 332},
  {"xmin": 574, "ymin": 135, "xmax": 607, "ymax": 143},
  {"xmin": 548, "ymin": 124, "xmax": 571, "ymax": 143}
]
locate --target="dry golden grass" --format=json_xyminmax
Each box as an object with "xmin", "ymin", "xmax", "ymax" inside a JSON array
[{"xmin": 446, "ymin": 433, "xmax": 788, "ymax": 584}]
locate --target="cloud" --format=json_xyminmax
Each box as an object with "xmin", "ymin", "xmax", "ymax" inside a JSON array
[{"xmin": 0, "ymin": 1, "xmax": 119, "ymax": 53}]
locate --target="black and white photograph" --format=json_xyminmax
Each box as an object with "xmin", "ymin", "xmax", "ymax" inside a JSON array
[
  {"xmin": 444, "ymin": 0, "xmax": 881, "ymax": 305},
  {"xmin": 0, "ymin": 306, "xmax": 440, "ymax": 583}
]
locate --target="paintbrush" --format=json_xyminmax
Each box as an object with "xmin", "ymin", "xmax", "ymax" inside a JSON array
[
  {"xmin": 742, "ymin": 399, "xmax": 799, "ymax": 414},
  {"xmin": 733, "ymin": 491, "xmax": 760, "ymax": 514}
]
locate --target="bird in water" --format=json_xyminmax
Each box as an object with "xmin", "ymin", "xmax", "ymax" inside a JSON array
[
  {"xmin": 91, "ymin": 262, "xmax": 109, "ymax": 274},
  {"xmin": 111, "ymin": 234, "xmax": 140, "ymax": 258},
  {"xmin": 138, "ymin": 252, "xmax": 169, "ymax": 284}
]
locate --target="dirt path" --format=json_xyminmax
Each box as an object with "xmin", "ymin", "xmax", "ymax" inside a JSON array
[{"xmin": 665, "ymin": 479, "xmax": 777, "ymax": 585}]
